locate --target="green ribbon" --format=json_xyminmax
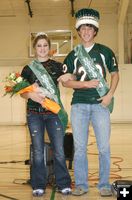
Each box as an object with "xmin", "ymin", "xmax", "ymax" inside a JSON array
[
  {"xmin": 74, "ymin": 44, "xmax": 114, "ymax": 113},
  {"xmin": 29, "ymin": 60, "xmax": 68, "ymax": 130}
]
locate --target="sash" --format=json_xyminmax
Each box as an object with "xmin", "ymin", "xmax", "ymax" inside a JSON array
[
  {"xmin": 29, "ymin": 60, "xmax": 68, "ymax": 131},
  {"xmin": 74, "ymin": 44, "xmax": 114, "ymax": 113}
]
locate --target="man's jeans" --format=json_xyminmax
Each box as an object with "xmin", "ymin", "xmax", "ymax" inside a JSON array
[
  {"xmin": 27, "ymin": 111, "xmax": 71, "ymax": 190},
  {"xmin": 71, "ymin": 103, "xmax": 111, "ymax": 191}
]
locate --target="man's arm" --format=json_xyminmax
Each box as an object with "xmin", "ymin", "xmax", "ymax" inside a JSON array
[
  {"xmin": 61, "ymin": 79, "xmax": 100, "ymax": 89},
  {"xmin": 108, "ymin": 71, "xmax": 119, "ymax": 96}
]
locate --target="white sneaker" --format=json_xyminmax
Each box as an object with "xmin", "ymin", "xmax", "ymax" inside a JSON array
[
  {"xmin": 61, "ymin": 187, "xmax": 72, "ymax": 195},
  {"xmin": 32, "ymin": 189, "xmax": 44, "ymax": 197}
]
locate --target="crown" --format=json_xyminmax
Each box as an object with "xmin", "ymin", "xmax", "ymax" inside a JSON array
[
  {"xmin": 36, "ymin": 32, "xmax": 48, "ymax": 37},
  {"xmin": 75, "ymin": 8, "xmax": 100, "ymax": 29}
]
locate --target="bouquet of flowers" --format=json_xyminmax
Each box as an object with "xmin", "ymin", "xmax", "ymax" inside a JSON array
[
  {"xmin": 3, "ymin": 72, "xmax": 61, "ymax": 114},
  {"xmin": 4, "ymin": 72, "xmax": 30, "ymax": 97}
]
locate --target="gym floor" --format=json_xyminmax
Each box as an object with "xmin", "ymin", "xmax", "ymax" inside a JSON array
[{"xmin": 0, "ymin": 123, "xmax": 132, "ymax": 200}]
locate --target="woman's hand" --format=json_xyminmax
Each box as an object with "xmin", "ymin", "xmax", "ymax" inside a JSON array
[
  {"xmin": 21, "ymin": 91, "xmax": 45, "ymax": 104},
  {"xmin": 20, "ymin": 83, "xmax": 45, "ymax": 104}
]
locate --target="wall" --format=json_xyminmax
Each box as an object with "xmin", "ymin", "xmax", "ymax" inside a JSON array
[
  {"xmin": 0, "ymin": 66, "xmax": 26, "ymax": 125},
  {"xmin": 0, "ymin": 13, "xmax": 118, "ymax": 66},
  {"xmin": 0, "ymin": 13, "xmax": 131, "ymax": 124},
  {"xmin": 108, "ymin": 65, "xmax": 132, "ymax": 122}
]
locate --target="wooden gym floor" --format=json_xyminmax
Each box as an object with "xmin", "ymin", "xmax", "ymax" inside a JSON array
[{"xmin": 0, "ymin": 123, "xmax": 132, "ymax": 200}]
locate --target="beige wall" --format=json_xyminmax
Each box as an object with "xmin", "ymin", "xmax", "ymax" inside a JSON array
[
  {"xmin": 0, "ymin": 13, "xmax": 132, "ymax": 124},
  {"xmin": 0, "ymin": 13, "xmax": 118, "ymax": 65},
  {"xmin": 0, "ymin": 66, "xmax": 26, "ymax": 125}
]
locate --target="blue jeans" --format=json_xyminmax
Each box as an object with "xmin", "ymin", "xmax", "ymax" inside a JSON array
[
  {"xmin": 27, "ymin": 111, "xmax": 71, "ymax": 190},
  {"xmin": 71, "ymin": 103, "xmax": 111, "ymax": 191}
]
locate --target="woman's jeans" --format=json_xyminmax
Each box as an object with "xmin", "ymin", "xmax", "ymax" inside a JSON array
[
  {"xmin": 71, "ymin": 103, "xmax": 111, "ymax": 191},
  {"xmin": 27, "ymin": 111, "xmax": 71, "ymax": 190}
]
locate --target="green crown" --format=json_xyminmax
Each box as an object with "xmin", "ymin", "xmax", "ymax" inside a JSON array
[{"xmin": 75, "ymin": 8, "xmax": 100, "ymax": 20}]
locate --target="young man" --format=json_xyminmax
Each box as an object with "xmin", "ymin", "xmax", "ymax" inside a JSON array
[{"xmin": 59, "ymin": 8, "xmax": 119, "ymax": 196}]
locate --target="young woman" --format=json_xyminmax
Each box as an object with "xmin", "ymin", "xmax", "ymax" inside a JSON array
[{"xmin": 21, "ymin": 33, "xmax": 71, "ymax": 197}]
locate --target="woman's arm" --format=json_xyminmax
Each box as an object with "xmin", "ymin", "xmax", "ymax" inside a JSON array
[
  {"xmin": 20, "ymin": 83, "xmax": 46, "ymax": 104},
  {"xmin": 20, "ymin": 92, "xmax": 45, "ymax": 104}
]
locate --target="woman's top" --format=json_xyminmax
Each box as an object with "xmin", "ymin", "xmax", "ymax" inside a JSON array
[{"xmin": 21, "ymin": 59, "xmax": 64, "ymax": 111}]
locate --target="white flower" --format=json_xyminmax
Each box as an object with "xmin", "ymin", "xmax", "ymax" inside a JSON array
[
  {"xmin": 9, "ymin": 73, "xmax": 16, "ymax": 80},
  {"xmin": 16, "ymin": 77, "xmax": 23, "ymax": 83}
]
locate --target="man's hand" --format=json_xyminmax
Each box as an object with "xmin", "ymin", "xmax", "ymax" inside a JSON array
[
  {"xmin": 97, "ymin": 93, "xmax": 113, "ymax": 107},
  {"xmin": 84, "ymin": 79, "xmax": 100, "ymax": 88},
  {"xmin": 57, "ymin": 73, "xmax": 76, "ymax": 83}
]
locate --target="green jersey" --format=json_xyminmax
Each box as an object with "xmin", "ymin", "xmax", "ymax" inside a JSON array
[{"xmin": 63, "ymin": 43, "xmax": 119, "ymax": 105}]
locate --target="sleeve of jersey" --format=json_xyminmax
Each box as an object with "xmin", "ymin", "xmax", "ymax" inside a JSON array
[
  {"xmin": 63, "ymin": 51, "xmax": 75, "ymax": 74},
  {"xmin": 56, "ymin": 62, "xmax": 65, "ymax": 77},
  {"xmin": 105, "ymin": 48, "xmax": 119, "ymax": 73},
  {"xmin": 21, "ymin": 65, "xmax": 32, "ymax": 82}
]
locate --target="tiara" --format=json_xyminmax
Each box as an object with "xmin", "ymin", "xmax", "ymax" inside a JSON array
[{"xmin": 36, "ymin": 32, "xmax": 48, "ymax": 37}]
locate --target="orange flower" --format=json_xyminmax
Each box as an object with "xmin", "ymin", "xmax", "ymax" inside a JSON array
[
  {"xmin": 15, "ymin": 72, "xmax": 21, "ymax": 78},
  {"xmin": 5, "ymin": 86, "xmax": 13, "ymax": 92}
]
